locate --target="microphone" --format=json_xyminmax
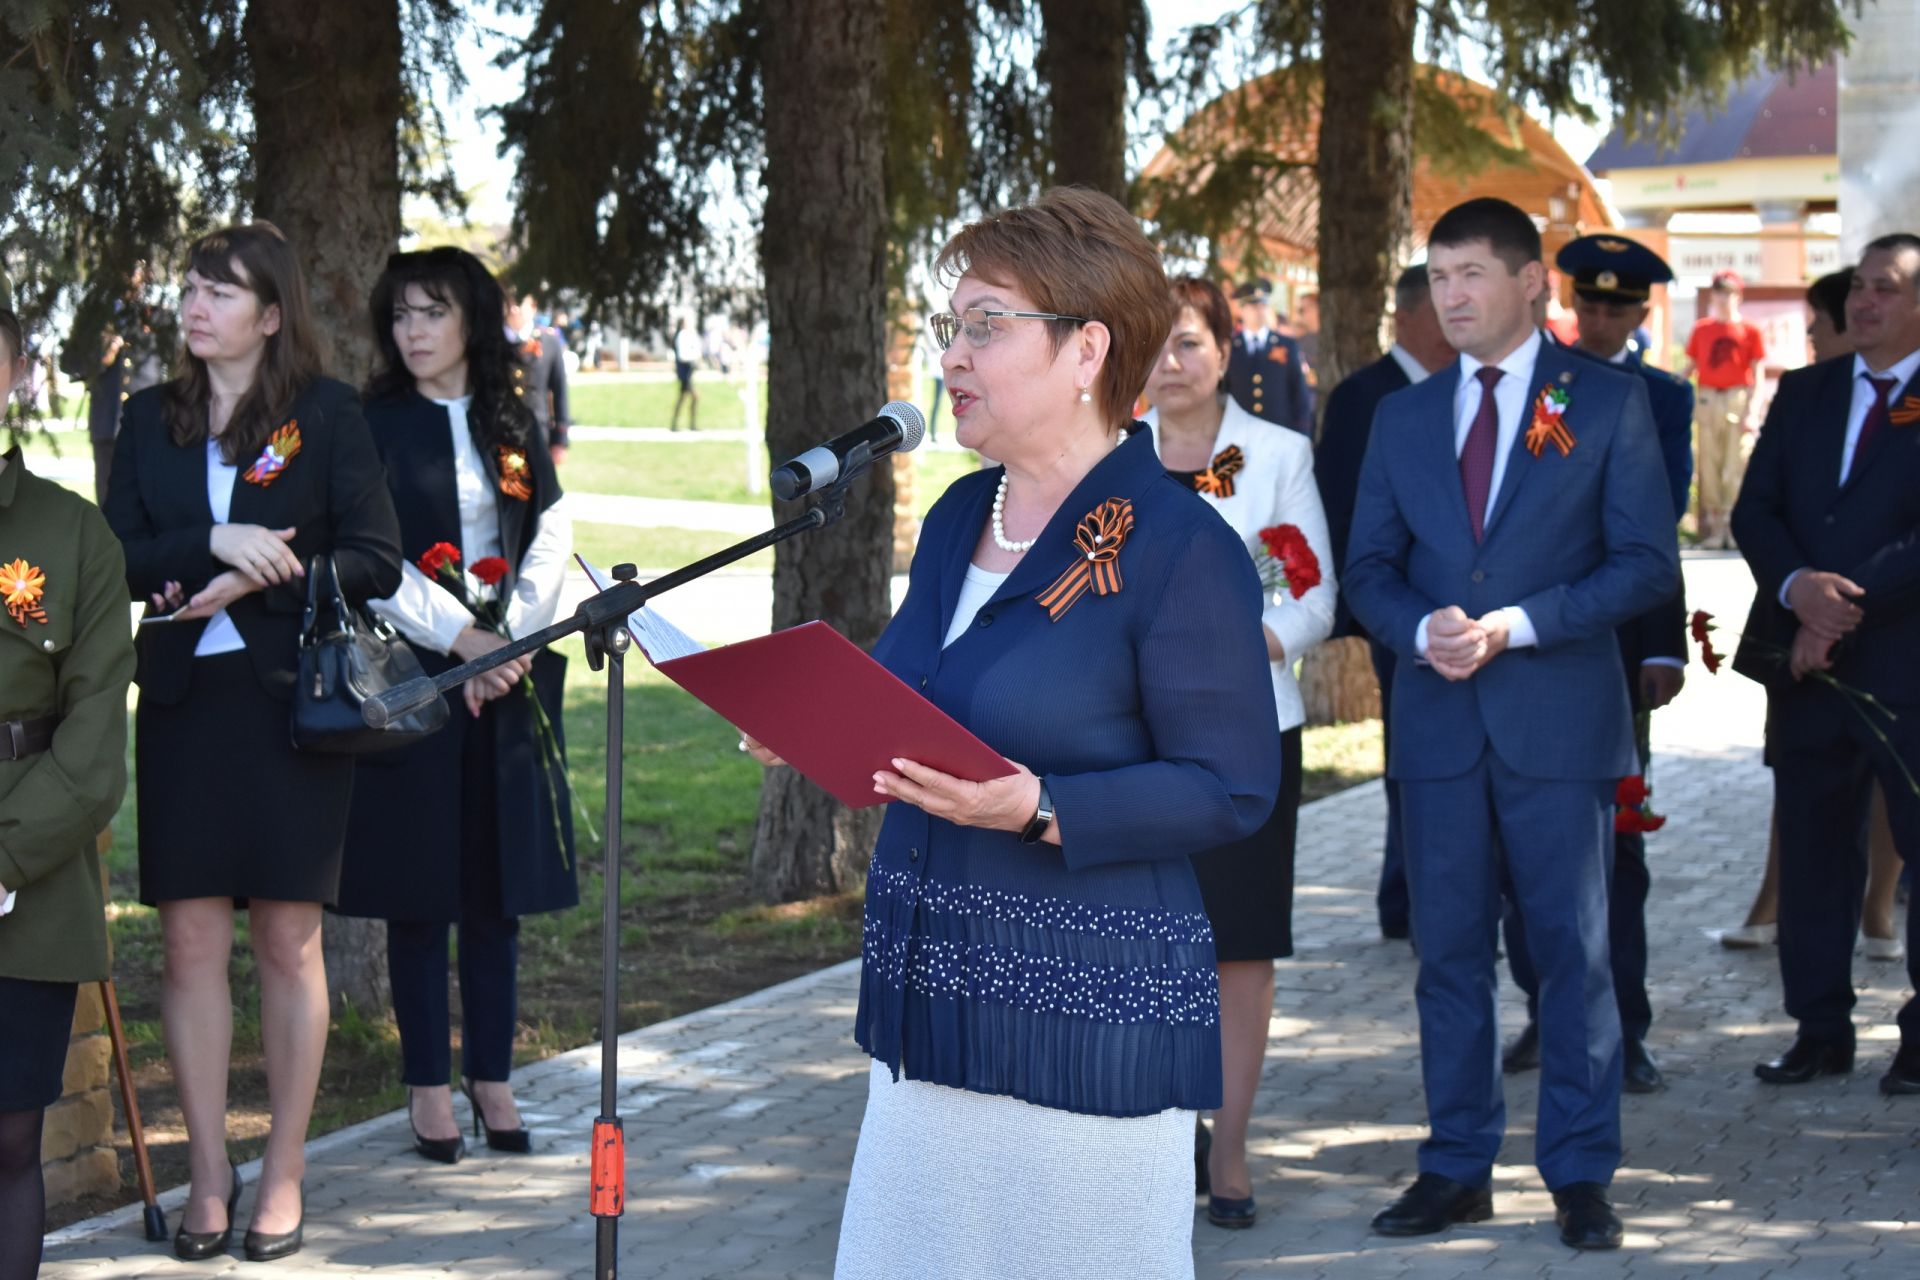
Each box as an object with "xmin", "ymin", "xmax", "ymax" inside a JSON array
[
  {"xmin": 771, "ymin": 401, "xmax": 927, "ymax": 501},
  {"xmin": 362, "ymin": 676, "xmax": 444, "ymax": 729}
]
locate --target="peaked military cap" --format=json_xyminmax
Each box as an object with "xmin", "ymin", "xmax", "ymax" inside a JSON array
[
  {"xmin": 1231, "ymin": 278, "xmax": 1273, "ymax": 302},
  {"xmin": 1555, "ymin": 234, "xmax": 1674, "ymax": 304}
]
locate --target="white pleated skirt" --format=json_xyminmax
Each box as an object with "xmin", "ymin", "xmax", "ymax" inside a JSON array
[{"xmin": 834, "ymin": 1060, "xmax": 1197, "ymax": 1280}]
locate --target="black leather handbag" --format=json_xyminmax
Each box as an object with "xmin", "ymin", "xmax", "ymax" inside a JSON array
[{"xmin": 292, "ymin": 553, "xmax": 448, "ymax": 753}]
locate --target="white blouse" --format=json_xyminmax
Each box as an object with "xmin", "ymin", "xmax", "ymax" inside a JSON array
[
  {"xmin": 942, "ymin": 563, "xmax": 1010, "ymax": 650},
  {"xmin": 193, "ymin": 438, "xmax": 247, "ymax": 657},
  {"xmin": 371, "ymin": 397, "xmax": 574, "ymax": 654},
  {"xmin": 1140, "ymin": 399, "xmax": 1338, "ymax": 732}
]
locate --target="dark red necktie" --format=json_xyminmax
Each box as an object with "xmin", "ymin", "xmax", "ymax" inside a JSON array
[
  {"xmin": 1852, "ymin": 374, "xmax": 1898, "ymax": 476},
  {"xmin": 1460, "ymin": 366, "xmax": 1504, "ymax": 542}
]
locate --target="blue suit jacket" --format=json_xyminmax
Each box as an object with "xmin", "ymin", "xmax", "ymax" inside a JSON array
[
  {"xmin": 1342, "ymin": 339, "xmax": 1680, "ymax": 782},
  {"xmin": 854, "ymin": 429, "xmax": 1282, "ymax": 1117},
  {"xmin": 1227, "ymin": 329, "xmax": 1312, "ymax": 433}
]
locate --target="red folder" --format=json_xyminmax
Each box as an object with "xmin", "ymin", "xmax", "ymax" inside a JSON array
[{"xmin": 657, "ymin": 621, "xmax": 1017, "ymax": 808}]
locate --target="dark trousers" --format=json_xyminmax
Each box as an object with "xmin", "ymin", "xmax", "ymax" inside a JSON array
[
  {"xmin": 1771, "ymin": 682, "xmax": 1920, "ymax": 1047},
  {"xmin": 1503, "ymin": 831, "xmax": 1653, "ymax": 1042},
  {"xmin": 1402, "ymin": 749, "xmax": 1620, "ymax": 1189},
  {"xmin": 389, "ymin": 916, "xmax": 521, "ymax": 1086},
  {"xmin": 1370, "ymin": 640, "xmax": 1409, "ymax": 932}
]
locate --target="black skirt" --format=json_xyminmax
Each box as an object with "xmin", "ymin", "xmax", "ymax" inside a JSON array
[
  {"xmin": 0, "ymin": 977, "xmax": 79, "ymax": 1110},
  {"xmin": 136, "ymin": 650, "xmax": 354, "ymax": 906},
  {"xmin": 1192, "ymin": 727, "xmax": 1304, "ymax": 962}
]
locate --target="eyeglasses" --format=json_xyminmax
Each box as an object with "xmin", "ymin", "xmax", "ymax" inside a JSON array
[{"xmin": 929, "ymin": 307, "xmax": 1089, "ymax": 350}]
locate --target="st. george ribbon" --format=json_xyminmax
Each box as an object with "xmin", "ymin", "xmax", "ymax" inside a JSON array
[{"xmin": 769, "ymin": 399, "xmax": 926, "ymax": 500}]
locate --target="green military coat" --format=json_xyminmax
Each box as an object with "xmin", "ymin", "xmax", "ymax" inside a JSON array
[{"xmin": 0, "ymin": 447, "xmax": 134, "ymax": 983}]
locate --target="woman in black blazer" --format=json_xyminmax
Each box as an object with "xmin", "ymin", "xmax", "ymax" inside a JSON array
[
  {"xmin": 336, "ymin": 248, "xmax": 576, "ymax": 1164},
  {"xmin": 104, "ymin": 223, "xmax": 401, "ymax": 1263}
]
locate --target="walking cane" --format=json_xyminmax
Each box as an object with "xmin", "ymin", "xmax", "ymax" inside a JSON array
[{"xmin": 99, "ymin": 977, "xmax": 167, "ymax": 1241}]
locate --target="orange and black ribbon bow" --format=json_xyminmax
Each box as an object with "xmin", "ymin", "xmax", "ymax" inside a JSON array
[
  {"xmin": 1192, "ymin": 445, "xmax": 1245, "ymax": 499},
  {"xmin": 1035, "ymin": 498, "xmax": 1134, "ymax": 622},
  {"xmin": 497, "ymin": 446, "xmax": 534, "ymax": 501},
  {"xmin": 1890, "ymin": 395, "xmax": 1920, "ymax": 427}
]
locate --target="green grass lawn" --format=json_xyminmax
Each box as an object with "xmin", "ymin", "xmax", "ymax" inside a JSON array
[{"xmin": 567, "ymin": 374, "xmax": 762, "ymax": 431}]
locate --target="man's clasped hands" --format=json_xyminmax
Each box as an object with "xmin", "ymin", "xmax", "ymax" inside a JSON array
[{"xmin": 1424, "ymin": 605, "xmax": 1513, "ymax": 682}]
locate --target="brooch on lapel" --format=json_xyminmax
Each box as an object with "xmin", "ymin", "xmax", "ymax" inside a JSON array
[
  {"xmin": 1193, "ymin": 445, "xmax": 1245, "ymax": 498},
  {"xmin": 1891, "ymin": 396, "xmax": 1920, "ymax": 427},
  {"xmin": 1036, "ymin": 499, "xmax": 1133, "ymax": 621},
  {"xmin": 0, "ymin": 558, "xmax": 48, "ymax": 629},
  {"xmin": 242, "ymin": 420, "xmax": 301, "ymax": 487},
  {"xmin": 520, "ymin": 335, "xmax": 543, "ymax": 360},
  {"xmin": 1524, "ymin": 386, "xmax": 1576, "ymax": 458},
  {"xmin": 1265, "ymin": 346, "xmax": 1289, "ymax": 364},
  {"xmin": 497, "ymin": 445, "xmax": 534, "ymax": 501}
]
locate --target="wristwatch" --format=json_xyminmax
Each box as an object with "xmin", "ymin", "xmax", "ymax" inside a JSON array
[{"xmin": 1018, "ymin": 778, "xmax": 1055, "ymax": 844}]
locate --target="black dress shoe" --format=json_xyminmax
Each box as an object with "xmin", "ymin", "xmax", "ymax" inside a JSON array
[
  {"xmin": 1206, "ymin": 1194, "xmax": 1257, "ymax": 1229},
  {"xmin": 1623, "ymin": 1040, "xmax": 1664, "ymax": 1093},
  {"xmin": 1370, "ymin": 1172, "xmax": 1493, "ymax": 1236},
  {"xmin": 242, "ymin": 1190, "xmax": 303, "ymax": 1263},
  {"xmin": 1552, "ymin": 1182, "xmax": 1623, "ymax": 1250},
  {"xmin": 1502, "ymin": 1022, "xmax": 1541, "ymax": 1075},
  {"xmin": 1880, "ymin": 1045, "xmax": 1920, "ymax": 1096},
  {"xmin": 1754, "ymin": 1036, "xmax": 1854, "ymax": 1084},
  {"xmin": 173, "ymin": 1163, "xmax": 242, "ymax": 1261},
  {"xmin": 1381, "ymin": 919, "xmax": 1410, "ymax": 941}
]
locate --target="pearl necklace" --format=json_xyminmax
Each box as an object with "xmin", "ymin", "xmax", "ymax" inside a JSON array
[{"xmin": 990, "ymin": 472, "xmax": 1037, "ymax": 553}]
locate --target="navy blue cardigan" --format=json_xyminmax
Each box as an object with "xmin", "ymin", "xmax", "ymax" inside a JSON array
[{"xmin": 855, "ymin": 429, "xmax": 1283, "ymax": 1117}]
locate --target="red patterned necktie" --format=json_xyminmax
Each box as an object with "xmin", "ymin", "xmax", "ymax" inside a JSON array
[
  {"xmin": 1852, "ymin": 374, "xmax": 1898, "ymax": 476},
  {"xmin": 1459, "ymin": 366, "xmax": 1504, "ymax": 542}
]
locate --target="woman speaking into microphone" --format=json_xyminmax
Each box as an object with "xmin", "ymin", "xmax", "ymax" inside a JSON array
[{"xmin": 745, "ymin": 188, "xmax": 1281, "ymax": 1278}]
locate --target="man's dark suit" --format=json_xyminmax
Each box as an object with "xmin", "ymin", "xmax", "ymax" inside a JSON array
[
  {"xmin": 1317, "ymin": 351, "xmax": 1416, "ymax": 933},
  {"xmin": 1344, "ymin": 335, "xmax": 1678, "ymax": 1189},
  {"xmin": 1504, "ymin": 344, "xmax": 1694, "ymax": 1047},
  {"xmin": 1227, "ymin": 328, "xmax": 1312, "ymax": 433},
  {"xmin": 513, "ymin": 327, "xmax": 572, "ymax": 453},
  {"xmin": 1730, "ymin": 354, "xmax": 1920, "ymax": 1051}
]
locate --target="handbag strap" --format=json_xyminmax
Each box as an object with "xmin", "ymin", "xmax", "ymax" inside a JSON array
[{"xmin": 299, "ymin": 553, "xmax": 355, "ymax": 645}]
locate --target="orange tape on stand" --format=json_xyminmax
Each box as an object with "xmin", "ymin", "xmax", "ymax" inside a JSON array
[{"xmin": 590, "ymin": 1117, "xmax": 626, "ymax": 1218}]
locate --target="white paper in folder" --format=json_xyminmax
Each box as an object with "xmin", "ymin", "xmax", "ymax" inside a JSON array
[{"xmin": 574, "ymin": 556, "xmax": 706, "ymax": 663}]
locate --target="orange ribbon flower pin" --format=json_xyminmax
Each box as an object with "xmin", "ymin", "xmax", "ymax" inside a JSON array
[
  {"xmin": 497, "ymin": 445, "xmax": 533, "ymax": 501},
  {"xmin": 243, "ymin": 420, "xmax": 301, "ymax": 486},
  {"xmin": 1036, "ymin": 499, "xmax": 1134, "ymax": 622},
  {"xmin": 1890, "ymin": 395, "xmax": 1920, "ymax": 427},
  {"xmin": 1192, "ymin": 445, "xmax": 1245, "ymax": 499},
  {"xmin": 1524, "ymin": 386, "xmax": 1575, "ymax": 458},
  {"xmin": 1, "ymin": 558, "xmax": 48, "ymax": 628}
]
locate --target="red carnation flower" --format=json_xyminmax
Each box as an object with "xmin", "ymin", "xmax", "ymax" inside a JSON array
[
  {"xmin": 418, "ymin": 542, "xmax": 461, "ymax": 576},
  {"xmin": 1616, "ymin": 775, "xmax": 1650, "ymax": 809},
  {"xmin": 1614, "ymin": 808, "xmax": 1638, "ymax": 833},
  {"xmin": 470, "ymin": 556, "xmax": 511, "ymax": 586},
  {"xmin": 1257, "ymin": 524, "xmax": 1322, "ymax": 599},
  {"xmin": 1640, "ymin": 812, "xmax": 1667, "ymax": 832},
  {"xmin": 1689, "ymin": 610, "xmax": 1714, "ymax": 645}
]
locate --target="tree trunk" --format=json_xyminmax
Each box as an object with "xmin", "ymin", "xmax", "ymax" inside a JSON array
[
  {"xmin": 245, "ymin": 0, "xmax": 403, "ymax": 1013},
  {"xmin": 1037, "ymin": 0, "xmax": 1130, "ymax": 201},
  {"xmin": 1298, "ymin": 0, "xmax": 1415, "ymax": 726},
  {"xmin": 751, "ymin": 0, "xmax": 893, "ymax": 901}
]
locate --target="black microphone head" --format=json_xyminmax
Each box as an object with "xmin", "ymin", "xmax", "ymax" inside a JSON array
[{"xmin": 878, "ymin": 400, "xmax": 927, "ymax": 453}]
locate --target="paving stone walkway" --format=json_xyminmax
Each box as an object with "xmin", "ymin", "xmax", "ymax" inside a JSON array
[{"xmin": 43, "ymin": 557, "xmax": 1919, "ymax": 1278}]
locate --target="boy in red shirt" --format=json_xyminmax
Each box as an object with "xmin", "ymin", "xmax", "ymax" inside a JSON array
[{"xmin": 1684, "ymin": 271, "xmax": 1769, "ymax": 548}]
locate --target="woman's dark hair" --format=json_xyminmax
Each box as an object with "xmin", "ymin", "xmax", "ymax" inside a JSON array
[
  {"xmin": 0, "ymin": 308, "xmax": 21, "ymax": 363},
  {"xmin": 164, "ymin": 222, "xmax": 324, "ymax": 465},
  {"xmin": 1169, "ymin": 275, "xmax": 1234, "ymax": 351},
  {"xmin": 1806, "ymin": 268, "xmax": 1852, "ymax": 334},
  {"xmin": 366, "ymin": 247, "xmax": 533, "ymax": 456}
]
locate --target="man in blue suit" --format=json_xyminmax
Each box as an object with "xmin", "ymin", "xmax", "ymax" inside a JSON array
[
  {"xmin": 1316, "ymin": 262, "xmax": 1457, "ymax": 940},
  {"xmin": 1226, "ymin": 279, "xmax": 1313, "ymax": 433},
  {"xmin": 1732, "ymin": 233, "xmax": 1920, "ymax": 1096},
  {"xmin": 1502, "ymin": 236, "xmax": 1695, "ymax": 1094},
  {"xmin": 1344, "ymin": 198, "xmax": 1679, "ymax": 1250}
]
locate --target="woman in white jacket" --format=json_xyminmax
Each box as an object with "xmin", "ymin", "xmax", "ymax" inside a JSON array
[{"xmin": 1141, "ymin": 275, "xmax": 1337, "ymax": 1230}]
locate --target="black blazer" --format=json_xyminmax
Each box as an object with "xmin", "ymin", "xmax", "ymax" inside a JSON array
[
  {"xmin": 105, "ymin": 377, "xmax": 402, "ymax": 705},
  {"xmin": 1315, "ymin": 353, "xmax": 1412, "ymax": 641},
  {"xmin": 1730, "ymin": 355, "xmax": 1920, "ymax": 702},
  {"xmin": 337, "ymin": 392, "xmax": 576, "ymax": 922}
]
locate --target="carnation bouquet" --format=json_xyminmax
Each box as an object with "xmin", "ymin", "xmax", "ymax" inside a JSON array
[{"xmin": 1252, "ymin": 524, "xmax": 1322, "ymax": 603}]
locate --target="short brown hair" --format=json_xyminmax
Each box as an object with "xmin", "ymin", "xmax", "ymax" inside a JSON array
[
  {"xmin": 1170, "ymin": 276, "xmax": 1233, "ymax": 351},
  {"xmin": 165, "ymin": 221, "xmax": 324, "ymax": 466},
  {"xmin": 935, "ymin": 187, "xmax": 1174, "ymax": 430}
]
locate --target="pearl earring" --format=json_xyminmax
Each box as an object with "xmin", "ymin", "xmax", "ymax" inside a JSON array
[{"xmin": 1079, "ymin": 389, "xmax": 1091, "ymax": 403}]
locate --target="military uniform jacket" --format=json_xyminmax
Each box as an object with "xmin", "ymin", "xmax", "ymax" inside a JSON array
[
  {"xmin": 1226, "ymin": 328, "xmax": 1312, "ymax": 434},
  {"xmin": 513, "ymin": 328, "xmax": 572, "ymax": 451},
  {"xmin": 0, "ymin": 451, "xmax": 136, "ymax": 983}
]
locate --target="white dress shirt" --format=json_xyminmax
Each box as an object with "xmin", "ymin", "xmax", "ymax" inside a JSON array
[
  {"xmin": 1414, "ymin": 329, "xmax": 1545, "ymax": 659},
  {"xmin": 1387, "ymin": 342, "xmax": 1432, "ymax": 386},
  {"xmin": 193, "ymin": 438, "xmax": 247, "ymax": 657},
  {"xmin": 371, "ymin": 397, "xmax": 574, "ymax": 653}
]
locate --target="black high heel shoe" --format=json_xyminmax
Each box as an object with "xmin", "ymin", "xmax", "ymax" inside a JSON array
[
  {"xmin": 462, "ymin": 1077, "xmax": 532, "ymax": 1153},
  {"xmin": 408, "ymin": 1087, "xmax": 467, "ymax": 1164},
  {"xmin": 172, "ymin": 1162, "xmax": 242, "ymax": 1260},
  {"xmin": 243, "ymin": 1188, "xmax": 304, "ymax": 1263}
]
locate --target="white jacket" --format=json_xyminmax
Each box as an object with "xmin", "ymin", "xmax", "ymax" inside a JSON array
[{"xmin": 1141, "ymin": 399, "xmax": 1337, "ymax": 732}]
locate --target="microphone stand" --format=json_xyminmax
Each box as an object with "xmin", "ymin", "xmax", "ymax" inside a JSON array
[{"xmin": 361, "ymin": 443, "xmax": 881, "ymax": 1279}]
